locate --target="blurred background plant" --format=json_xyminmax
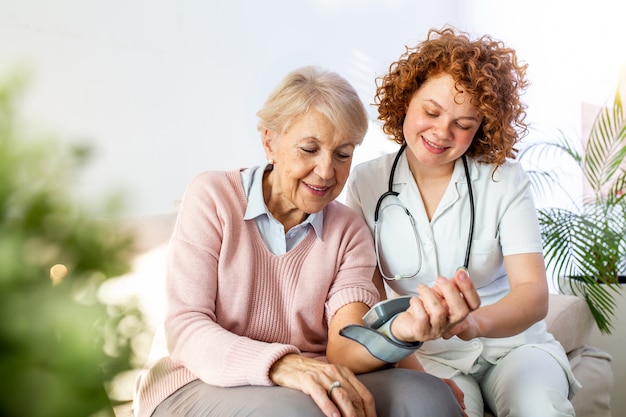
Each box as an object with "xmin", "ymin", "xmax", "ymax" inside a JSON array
[{"xmin": 0, "ymin": 71, "xmax": 146, "ymax": 417}]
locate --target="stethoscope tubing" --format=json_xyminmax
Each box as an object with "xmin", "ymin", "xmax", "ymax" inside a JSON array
[
  {"xmin": 461, "ymin": 151, "xmax": 475, "ymax": 269},
  {"xmin": 373, "ymin": 144, "xmax": 475, "ymax": 279}
]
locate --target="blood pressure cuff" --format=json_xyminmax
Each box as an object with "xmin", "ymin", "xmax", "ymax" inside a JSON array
[{"xmin": 339, "ymin": 296, "xmax": 423, "ymax": 363}]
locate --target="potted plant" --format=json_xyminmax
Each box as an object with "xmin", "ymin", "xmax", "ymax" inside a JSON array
[{"xmin": 519, "ymin": 83, "xmax": 626, "ymax": 335}]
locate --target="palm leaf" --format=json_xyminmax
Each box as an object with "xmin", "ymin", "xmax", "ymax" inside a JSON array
[
  {"xmin": 523, "ymin": 85, "xmax": 626, "ymax": 334},
  {"xmin": 584, "ymin": 87, "xmax": 626, "ymax": 194},
  {"xmin": 538, "ymin": 205, "xmax": 623, "ymax": 334}
]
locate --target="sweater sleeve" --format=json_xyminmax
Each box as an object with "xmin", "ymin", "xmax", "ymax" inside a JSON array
[
  {"xmin": 323, "ymin": 202, "xmax": 379, "ymax": 321},
  {"xmin": 164, "ymin": 172, "xmax": 299, "ymax": 387}
]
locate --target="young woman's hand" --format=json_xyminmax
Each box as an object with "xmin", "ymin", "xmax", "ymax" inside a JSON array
[
  {"xmin": 442, "ymin": 311, "xmax": 480, "ymax": 340},
  {"xmin": 391, "ymin": 268, "xmax": 481, "ymax": 342}
]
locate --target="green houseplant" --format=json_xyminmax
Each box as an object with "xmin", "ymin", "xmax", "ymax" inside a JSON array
[
  {"xmin": 520, "ymin": 83, "xmax": 626, "ymax": 335},
  {"xmin": 0, "ymin": 73, "xmax": 147, "ymax": 416}
]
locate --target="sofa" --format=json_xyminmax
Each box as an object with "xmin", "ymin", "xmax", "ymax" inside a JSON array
[{"xmin": 106, "ymin": 211, "xmax": 614, "ymax": 417}]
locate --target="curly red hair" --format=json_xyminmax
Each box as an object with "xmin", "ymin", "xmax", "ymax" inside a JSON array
[{"xmin": 376, "ymin": 27, "xmax": 529, "ymax": 166}]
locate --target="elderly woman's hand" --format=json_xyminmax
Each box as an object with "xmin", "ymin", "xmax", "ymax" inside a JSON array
[
  {"xmin": 269, "ymin": 354, "xmax": 377, "ymax": 417},
  {"xmin": 391, "ymin": 268, "xmax": 481, "ymax": 342}
]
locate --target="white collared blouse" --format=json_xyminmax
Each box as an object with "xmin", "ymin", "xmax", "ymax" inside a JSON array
[{"xmin": 346, "ymin": 149, "xmax": 580, "ymax": 398}]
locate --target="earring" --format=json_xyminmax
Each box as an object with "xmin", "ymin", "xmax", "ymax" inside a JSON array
[{"xmin": 268, "ymin": 159, "xmax": 274, "ymax": 165}]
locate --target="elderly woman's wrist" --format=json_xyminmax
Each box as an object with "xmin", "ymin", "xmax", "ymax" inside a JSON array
[{"xmin": 269, "ymin": 353, "xmax": 298, "ymax": 385}]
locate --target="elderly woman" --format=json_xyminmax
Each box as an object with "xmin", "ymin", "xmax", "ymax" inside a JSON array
[{"xmin": 132, "ymin": 66, "xmax": 479, "ymax": 417}]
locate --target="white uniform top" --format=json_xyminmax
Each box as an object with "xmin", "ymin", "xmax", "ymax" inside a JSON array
[{"xmin": 346, "ymin": 150, "xmax": 579, "ymax": 396}]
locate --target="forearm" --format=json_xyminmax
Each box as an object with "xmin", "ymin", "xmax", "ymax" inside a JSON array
[
  {"xmin": 471, "ymin": 253, "xmax": 549, "ymax": 338},
  {"xmin": 326, "ymin": 302, "xmax": 392, "ymax": 373},
  {"xmin": 327, "ymin": 336, "xmax": 392, "ymax": 373},
  {"xmin": 166, "ymin": 309, "xmax": 301, "ymax": 386},
  {"xmin": 396, "ymin": 352, "xmax": 425, "ymax": 371},
  {"xmin": 469, "ymin": 280, "xmax": 548, "ymax": 338}
]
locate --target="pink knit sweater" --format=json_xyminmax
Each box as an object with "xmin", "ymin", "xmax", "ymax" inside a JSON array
[{"xmin": 133, "ymin": 170, "xmax": 378, "ymax": 417}]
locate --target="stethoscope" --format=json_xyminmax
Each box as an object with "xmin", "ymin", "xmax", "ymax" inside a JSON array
[{"xmin": 373, "ymin": 143, "xmax": 475, "ymax": 281}]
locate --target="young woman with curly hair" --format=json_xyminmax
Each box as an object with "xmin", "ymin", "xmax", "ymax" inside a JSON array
[{"xmin": 346, "ymin": 27, "xmax": 580, "ymax": 417}]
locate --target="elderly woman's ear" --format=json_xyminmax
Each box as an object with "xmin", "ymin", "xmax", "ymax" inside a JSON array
[{"xmin": 262, "ymin": 129, "xmax": 276, "ymax": 162}]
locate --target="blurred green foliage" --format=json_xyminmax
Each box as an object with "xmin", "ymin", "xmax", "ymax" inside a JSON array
[{"xmin": 0, "ymin": 74, "xmax": 145, "ymax": 416}]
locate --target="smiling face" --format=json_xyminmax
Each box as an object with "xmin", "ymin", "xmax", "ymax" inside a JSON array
[
  {"xmin": 403, "ymin": 73, "xmax": 483, "ymax": 174},
  {"xmin": 262, "ymin": 110, "xmax": 357, "ymax": 229}
]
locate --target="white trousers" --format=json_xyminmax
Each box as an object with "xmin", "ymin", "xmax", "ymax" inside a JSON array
[{"xmin": 443, "ymin": 346, "xmax": 575, "ymax": 417}]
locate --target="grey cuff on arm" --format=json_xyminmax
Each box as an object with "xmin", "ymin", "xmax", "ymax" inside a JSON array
[
  {"xmin": 339, "ymin": 296, "xmax": 422, "ymax": 363},
  {"xmin": 340, "ymin": 322, "xmax": 422, "ymax": 363}
]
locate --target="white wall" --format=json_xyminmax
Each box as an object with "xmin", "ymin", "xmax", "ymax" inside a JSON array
[{"xmin": 1, "ymin": 0, "xmax": 624, "ymax": 215}]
